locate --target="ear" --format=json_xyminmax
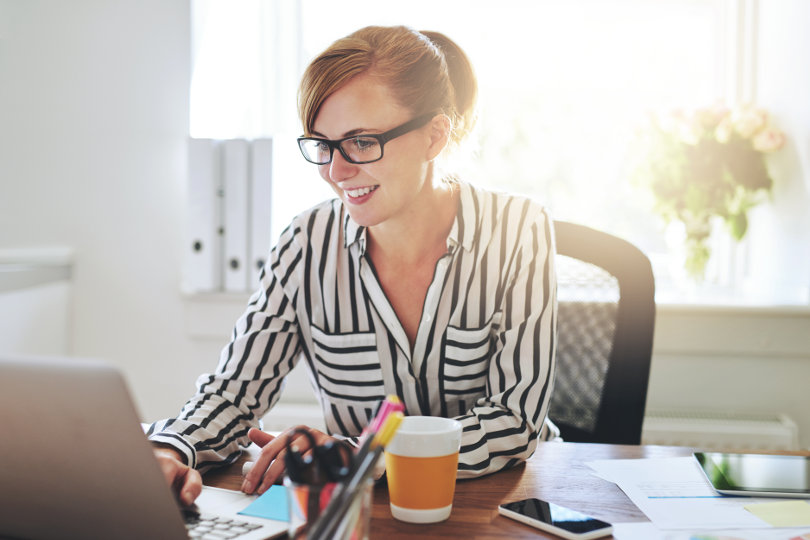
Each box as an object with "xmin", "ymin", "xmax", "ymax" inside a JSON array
[{"xmin": 425, "ymin": 113, "xmax": 451, "ymax": 161}]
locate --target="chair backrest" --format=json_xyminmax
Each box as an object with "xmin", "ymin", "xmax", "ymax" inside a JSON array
[{"xmin": 550, "ymin": 221, "xmax": 656, "ymax": 444}]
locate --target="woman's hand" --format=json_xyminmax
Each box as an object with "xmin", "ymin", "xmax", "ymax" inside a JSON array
[
  {"xmin": 153, "ymin": 446, "xmax": 203, "ymax": 506},
  {"xmin": 241, "ymin": 425, "xmax": 340, "ymax": 495}
]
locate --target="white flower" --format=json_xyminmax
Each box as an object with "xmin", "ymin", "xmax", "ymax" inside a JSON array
[
  {"xmin": 715, "ymin": 117, "xmax": 733, "ymax": 143},
  {"xmin": 731, "ymin": 105, "xmax": 767, "ymax": 139},
  {"xmin": 752, "ymin": 127, "xmax": 785, "ymax": 152},
  {"xmin": 678, "ymin": 122, "xmax": 702, "ymax": 146},
  {"xmin": 657, "ymin": 110, "xmax": 685, "ymax": 135}
]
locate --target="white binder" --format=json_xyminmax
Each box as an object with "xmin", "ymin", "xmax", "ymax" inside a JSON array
[
  {"xmin": 249, "ymin": 138, "xmax": 273, "ymax": 291},
  {"xmin": 222, "ymin": 139, "xmax": 250, "ymax": 293},
  {"xmin": 185, "ymin": 138, "xmax": 222, "ymax": 293}
]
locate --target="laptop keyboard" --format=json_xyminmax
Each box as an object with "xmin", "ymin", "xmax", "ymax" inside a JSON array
[{"xmin": 184, "ymin": 511, "xmax": 265, "ymax": 539}]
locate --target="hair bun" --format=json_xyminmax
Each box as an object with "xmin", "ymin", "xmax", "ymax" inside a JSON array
[{"xmin": 420, "ymin": 30, "xmax": 478, "ymax": 143}]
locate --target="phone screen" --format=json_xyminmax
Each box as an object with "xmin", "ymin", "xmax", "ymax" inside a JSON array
[{"xmin": 500, "ymin": 498, "xmax": 611, "ymax": 534}]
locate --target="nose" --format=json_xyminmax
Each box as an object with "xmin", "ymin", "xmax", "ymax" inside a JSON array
[{"xmin": 325, "ymin": 149, "xmax": 357, "ymax": 182}]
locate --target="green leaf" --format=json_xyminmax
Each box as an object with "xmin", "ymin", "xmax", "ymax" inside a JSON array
[
  {"xmin": 685, "ymin": 237, "xmax": 711, "ymax": 280},
  {"xmin": 727, "ymin": 212, "xmax": 748, "ymax": 241}
]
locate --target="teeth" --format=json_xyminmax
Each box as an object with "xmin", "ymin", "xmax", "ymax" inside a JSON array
[{"xmin": 345, "ymin": 186, "xmax": 376, "ymax": 198}]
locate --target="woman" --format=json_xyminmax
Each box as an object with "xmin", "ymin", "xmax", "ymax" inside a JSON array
[{"xmin": 151, "ymin": 25, "xmax": 556, "ymax": 505}]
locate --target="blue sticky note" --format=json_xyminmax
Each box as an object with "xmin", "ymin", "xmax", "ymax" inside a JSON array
[{"xmin": 238, "ymin": 485, "xmax": 289, "ymax": 522}]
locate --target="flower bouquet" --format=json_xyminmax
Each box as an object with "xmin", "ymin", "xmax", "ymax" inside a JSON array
[{"xmin": 631, "ymin": 103, "xmax": 785, "ymax": 279}]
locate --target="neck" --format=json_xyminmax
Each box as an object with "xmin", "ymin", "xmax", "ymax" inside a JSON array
[{"xmin": 368, "ymin": 178, "xmax": 458, "ymax": 265}]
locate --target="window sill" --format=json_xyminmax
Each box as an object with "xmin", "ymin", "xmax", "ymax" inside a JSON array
[{"xmin": 657, "ymin": 302, "xmax": 810, "ymax": 316}]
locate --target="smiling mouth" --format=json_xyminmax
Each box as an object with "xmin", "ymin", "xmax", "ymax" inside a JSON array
[{"xmin": 345, "ymin": 185, "xmax": 379, "ymax": 198}]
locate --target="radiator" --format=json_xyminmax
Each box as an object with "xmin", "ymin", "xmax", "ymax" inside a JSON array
[{"xmin": 642, "ymin": 410, "xmax": 799, "ymax": 451}]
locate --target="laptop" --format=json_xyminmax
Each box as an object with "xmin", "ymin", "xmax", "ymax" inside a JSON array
[{"xmin": 0, "ymin": 355, "xmax": 288, "ymax": 540}]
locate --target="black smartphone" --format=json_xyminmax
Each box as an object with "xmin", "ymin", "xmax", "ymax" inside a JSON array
[{"xmin": 498, "ymin": 498, "xmax": 613, "ymax": 539}]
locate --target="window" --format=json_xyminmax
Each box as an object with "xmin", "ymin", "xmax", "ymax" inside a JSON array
[{"xmin": 189, "ymin": 0, "xmax": 808, "ymax": 306}]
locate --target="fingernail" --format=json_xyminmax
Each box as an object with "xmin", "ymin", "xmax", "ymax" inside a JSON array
[{"xmin": 242, "ymin": 479, "xmax": 252, "ymax": 493}]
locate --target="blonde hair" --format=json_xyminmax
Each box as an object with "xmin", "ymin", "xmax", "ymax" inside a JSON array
[{"xmin": 298, "ymin": 26, "xmax": 477, "ymax": 146}]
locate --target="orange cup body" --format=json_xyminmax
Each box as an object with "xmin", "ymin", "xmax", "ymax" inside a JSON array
[
  {"xmin": 385, "ymin": 451, "xmax": 459, "ymax": 509},
  {"xmin": 383, "ymin": 416, "xmax": 462, "ymax": 523}
]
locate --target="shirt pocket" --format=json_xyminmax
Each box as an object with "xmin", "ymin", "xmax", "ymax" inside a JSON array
[
  {"xmin": 442, "ymin": 313, "xmax": 502, "ymax": 399},
  {"xmin": 310, "ymin": 325, "xmax": 385, "ymax": 405}
]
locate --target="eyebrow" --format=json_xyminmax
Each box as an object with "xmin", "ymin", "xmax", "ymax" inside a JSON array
[{"xmin": 310, "ymin": 126, "xmax": 381, "ymax": 139}]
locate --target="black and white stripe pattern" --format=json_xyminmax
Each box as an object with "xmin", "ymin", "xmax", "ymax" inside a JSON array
[{"xmin": 149, "ymin": 180, "xmax": 557, "ymax": 478}]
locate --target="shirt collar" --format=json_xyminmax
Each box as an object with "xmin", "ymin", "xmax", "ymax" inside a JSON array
[
  {"xmin": 342, "ymin": 209, "xmax": 367, "ymax": 254},
  {"xmin": 449, "ymin": 180, "xmax": 476, "ymax": 253}
]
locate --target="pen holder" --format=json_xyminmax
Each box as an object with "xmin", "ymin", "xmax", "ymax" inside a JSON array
[{"xmin": 284, "ymin": 476, "xmax": 373, "ymax": 540}]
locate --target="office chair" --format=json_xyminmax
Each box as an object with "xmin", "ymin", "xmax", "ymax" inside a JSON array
[{"xmin": 549, "ymin": 221, "xmax": 656, "ymax": 445}]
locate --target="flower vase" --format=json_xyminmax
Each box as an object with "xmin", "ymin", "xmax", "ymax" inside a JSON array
[
  {"xmin": 665, "ymin": 218, "xmax": 712, "ymax": 295},
  {"xmin": 682, "ymin": 217, "xmax": 713, "ymax": 280}
]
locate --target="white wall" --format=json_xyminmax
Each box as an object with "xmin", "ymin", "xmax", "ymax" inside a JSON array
[
  {"xmin": 1, "ymin": 0, "xmax": 808, "ymax": 448},
  {"xmin": 0, "ymin": 0, "xmax": 211, "ymax": 421},
  {"xmin": 0, "ymin": 0, "xmax": 319, "ymax": 425},
  {"xmin": 647, "ymin": 305, "xmax": 810, "ymax": 448},
  {"xmin": 744, "ymin": 0, "xmax": 810, "ymax": 303}
]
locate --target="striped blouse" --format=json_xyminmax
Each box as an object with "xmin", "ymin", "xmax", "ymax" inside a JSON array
[{"xmin": 148, "ymin": 180, "xmax": 557, "ymax": 478}]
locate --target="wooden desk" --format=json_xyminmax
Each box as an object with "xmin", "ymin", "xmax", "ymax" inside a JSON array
[{"xmin": 204, "ymin": 441, "xmax": 703, "ymax": 539}]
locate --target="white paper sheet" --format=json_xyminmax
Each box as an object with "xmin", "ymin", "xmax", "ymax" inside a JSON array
[
  {"xmin": 613, "ymin": 521, "xmax": 810, "ymax": 540},
  {"xmin": 587, "ymin": 457, "xmax": 795, "ymax": 530}
]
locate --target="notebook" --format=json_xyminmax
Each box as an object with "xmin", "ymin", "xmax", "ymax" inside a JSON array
[{"xmin": 0, "ymin": 355, "xmax": 288, "ymax": 540}]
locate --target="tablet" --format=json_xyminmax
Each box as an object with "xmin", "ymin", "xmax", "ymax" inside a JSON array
[{"xmin": 694, "ymin": 451, "xmax": 810, "ymax": 498}]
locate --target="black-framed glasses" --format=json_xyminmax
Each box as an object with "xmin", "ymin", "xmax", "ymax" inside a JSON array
[{"xmin": 297, "ymin": 112, "xmax": 436, "ymax": 165}]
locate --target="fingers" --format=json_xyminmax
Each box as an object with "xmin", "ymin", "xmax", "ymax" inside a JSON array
[
  {"xmin": 153, "ymin": 448, "xmax": 202, "ymax": 506},
  {"xmin": 242, "ymin": 428, "xmax": 282, "ymax": 493},
  {"xmin": 242, "ymin": 425, "xmax": 335, "ymax": 496},
  {"xmin": 248, "ymin": 427, "xmax": 275, "ymax": 447},
  {"xmin": 242, "ymin": 430, "xmax": 287, "ymax": 495},
  {"xmin": 254, "ymin": 446, "xmax": 289, "ymax": 494},
  {"xmin": 177, "ymin": 464, "xmax": 203, "ymax": 506}
]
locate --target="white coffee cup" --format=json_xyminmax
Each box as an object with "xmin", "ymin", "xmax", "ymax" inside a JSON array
[{"xmin": 384, "ymin": 416, "xmax": 463, "ymax": 523}]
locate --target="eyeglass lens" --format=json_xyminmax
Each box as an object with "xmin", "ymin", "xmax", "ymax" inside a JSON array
[{"xmin": 299, "ymin": 136, "xmax": 382, "ymax": 165}]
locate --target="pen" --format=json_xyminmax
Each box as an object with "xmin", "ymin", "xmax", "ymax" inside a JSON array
[
  {"xmin": 364, "ymin": 395, "xmax": 403, "ymax": 436},
  {"xmin": 350, "ymin": 395, "xmax": 403, "ymax": 477}
]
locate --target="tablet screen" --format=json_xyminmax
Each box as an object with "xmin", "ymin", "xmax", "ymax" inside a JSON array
[{"xmin": 694, "ymin": 451, "xmax": 810, "ymax": 497}]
